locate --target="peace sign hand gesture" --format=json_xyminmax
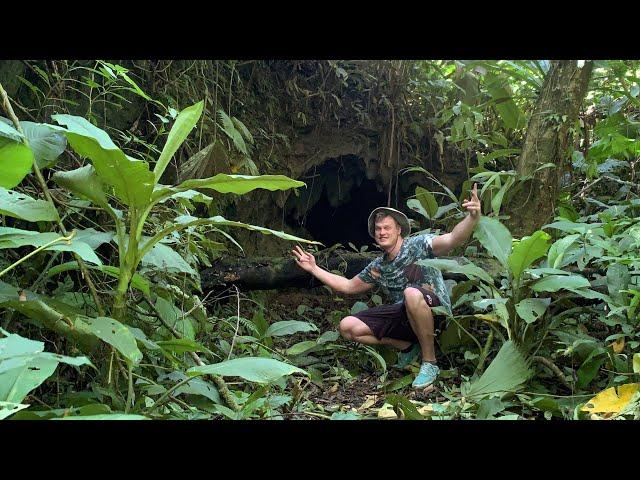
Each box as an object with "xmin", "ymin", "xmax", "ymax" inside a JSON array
[{"xmin": 462, "ymin": 183, "xmax": 481, "ymax": 219}]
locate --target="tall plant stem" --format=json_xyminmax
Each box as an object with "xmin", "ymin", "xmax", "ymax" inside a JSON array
[
  {"xmin": 143, "ymin": 294, "xmax": 240, "ymax": 412},
  {"xmin": 0, "ymin": 82, "xmax": 105, "ymax": 316}
]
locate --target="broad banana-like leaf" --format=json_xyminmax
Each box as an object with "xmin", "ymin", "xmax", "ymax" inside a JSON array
[
  {"xmin": 0, "ymin": 139, "xmax": 34, "ymax": 189},
  {"xmin": 75, "ymin": 316, "xmax": 143, "ymax": 365},
  {"xmin": 140, "ymin": 241, "xmax": 197, "ymax": 275},
  {"xmin": 515, "ymin": 297, "xmax": 551, "ymax": 324},
  {"xmin": 0, "ymin": 228, "xmax": 101, "ymax": 265},
  {"xmin": 0, "ymin": 119, "xmax": 24, "ymax": 141},
  {"xmin": 485, "ymin": 72, "xmax": 526, "ymax": 130},
  {"xmin": 0, "ymin": 187, "xmax": 57, "ymax": 222},
  {"xmin": 152, "ymin": 174, "xmax": 305, "ymax": 203},
  {"xmin": 20, "ymin": 121, "xmax": 67, "ymax": 169},
  {"xmin": 0, "ymin": 332, "xmax": 92, "ymax": 404},
  {"xmin": 188, "ymin": 357, "xmax": 308, "ymax": 384},
  {"xmin": 508, "ymin": 230, "xmax": 551, "ymax": 281},
  {"xmin": 52, "ymin": 115, "xmax": 154, "ymax": 208},
  {"xmin": 265, "ymin": 320, "xmax": 318, "ymax": 337},
  {"xmin": 154, "ymin": 100, "xmax": 204, "ymax": 183},
  {"xmin": 52, "ymin": 165, "xmax": 114, "ymax": 214},
  {"xmin": 415, "ymin": 186, "xmax": 438, "ymax": 219},
  {"xmin": 532, "ymin": 274, "xmax": 590, "ymax": 292},
  {"xmin": 547, "ymin": 234, "xmax": 581, "ymax": 269},
  {"xmin": 473, "ymin": 216, "xmax": 512, "ymax": 268}
]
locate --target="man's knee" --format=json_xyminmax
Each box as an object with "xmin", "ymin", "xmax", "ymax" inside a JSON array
[
  {"xmin": 339, "ymin": 316, "xmax": 358, "ymax": 340},
  {"xmin": 404, "ymin": 287, "xmax": 427, "ymax": 308}
]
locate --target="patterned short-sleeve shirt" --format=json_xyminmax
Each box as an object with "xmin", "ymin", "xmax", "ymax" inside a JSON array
[{"xmin": 357, "ymin": 234, "xmax": 452, "ymax": 315}]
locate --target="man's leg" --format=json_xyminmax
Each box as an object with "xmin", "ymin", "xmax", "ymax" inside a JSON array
[
  {"xmin": 403, "ymin": 288, "xmax": 436, "ymax": 362},
  {"xmin": 338, "ymin": 316, "xmax": 411, "ymax": 350}
]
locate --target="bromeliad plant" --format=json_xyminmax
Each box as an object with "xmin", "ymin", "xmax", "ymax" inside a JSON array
[{"xmin": 47, "ymin": 100, "xmax": 320, "ymax": 323}]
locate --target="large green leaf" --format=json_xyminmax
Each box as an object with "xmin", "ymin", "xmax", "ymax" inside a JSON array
[
  {"xmin": 473, "ymin": 216, "xmax": 512, "ymax": 267},
  {"xmin": 286, "ymin": 340, "xmax": 318, "ymax": 356},
  {"xmin": 20, "ymin": 121, "xmax": 67, "ymax": 169},
  {"xmin": 547, "ymin": 234, "xmax": 581, "ymax": 269},
  {"xmin": 484, "ymin": 72, "xmax": 526, "ymax": 130},
  {"xmin": 188, "ymin": 357, "xmax": 308, "ymax": 384},
  {"xmin": 508, "ymin": 230, "xmax": 551, "ymax": 281},
  {"xmin": 52, "ymin": 165, "xmax": 113, "ymax": 213},
  {"xmin": 606, "ymin": 263, "xmax": 630, "ymax": 304},
  {"xmin": 153, "ymin": 174, "xmax": 305, "ymax": 203},
  {"xmin": 416, "ymin": 258, "xmax": 494, "ymax": 284},
  {"xmin": 265, "ymin": 320, "xmax": 318, "ymax": 337},
  {"xmin": 76, "ymin": 316, "xmax": 143, "ymax": 364},
  {"xmin": 466, "ymin": 340, "xmax": 532, "ymax": 400},
  {"xmin": 154, "ymin": 101, "xmax": 204, "ymax": 183},
  {"xmin": 0, "ymin": 120, "xmax": 24, "ymax": 142},
  {"xmin": 141, "ymin": 241, "xmax": 196, "ymax": 275},
  {"xmin": 0, "ymin": 332, "xmax": 92, "ymax": 403},
  {"xmin": 156, "ymin": 338, "xmax": 209, "ymax": 354},
  {"xmin": 0, "ymin": 401, "xmax": 29, "ymax": 420},
  {"xmin": 0, "ymin": 187, "xmax": 57, "ymax": 222},
  {"xmin": 174, "ymin": 376, "xmax": 221, "ymax": 404},
  {"xmin": 515, "ymin": 297, "xmax": 551, "ymax": 324},
  {"xmin": 0, "ymin": 282, "xmax": 99, "ymax": 349},
  {"xmin": 415, "ymin": 186, "xmax": 438, "ymax": 219},
  {"xmin": 543, "ymin": 220, "xmax": 601, "ymax": 235},
  {"xmin": 168, "ymin": 215, "xmax": 322, "ymax": 246},
  {"xmin": 532, "ymin": 274, "xmax": 590, "ymax": 293},
  {"xmin": 0, "ymin": 140, "xmax": 34, "ymax": 189},
  {"xmin": 218, "ymin": 110, "xmax": 248, "ymax": 155},
  {"xmin": 0, "ymin": 356, "xmax": 58, "ymax": 403},
  {"xmin": 46, "ymin": 262, "xmax": 150, "ymax": 296},
  {"xmin": 0, "ymin": 228, "xmax": 102, "ymax": 265},
  {"xmin": 52, "ymin": 115, "xmax": 154, "ymax": 208}
]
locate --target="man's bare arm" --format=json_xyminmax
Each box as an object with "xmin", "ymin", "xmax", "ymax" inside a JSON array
[
  {"xmin": 292, "ymin": 246, "xmax": 374, "ymax": 295},
  {"xmin": 432, "ymin": 183, "xmax": 481, "ymax": 257}
]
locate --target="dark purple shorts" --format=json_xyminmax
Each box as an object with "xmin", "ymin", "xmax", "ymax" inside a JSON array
[{"xmin": 352, "ymin": 287, "xmax": 444, "ymax": 343}]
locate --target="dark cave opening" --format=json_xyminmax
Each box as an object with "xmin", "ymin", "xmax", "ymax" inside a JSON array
[
  {"xmin": 305, "ymin": 179, "xmax": 388, "ymax": 248},
  {"xmin": 286, "ymin": 156, "xmax": 389, "ymax": 249}
]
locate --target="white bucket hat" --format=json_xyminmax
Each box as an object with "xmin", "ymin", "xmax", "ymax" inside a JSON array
[{"xmin": 367, "ymin": 207, "xmax": 411, "ymax": 239}]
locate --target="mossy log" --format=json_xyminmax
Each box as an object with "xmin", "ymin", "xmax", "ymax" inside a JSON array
[{"xmin": 200, "ymin": 249, "xmax": 504, "ymax": 291}]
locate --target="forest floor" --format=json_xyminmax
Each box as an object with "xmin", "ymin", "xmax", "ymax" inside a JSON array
[{"xmin": 261, "ymin": 288, "xmax": 451, "ymax": 418}]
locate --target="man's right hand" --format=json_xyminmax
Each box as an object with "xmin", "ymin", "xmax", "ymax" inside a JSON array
[{"xmin": 292, "ymin": 245, "xmax": 317, "ymax": 273}]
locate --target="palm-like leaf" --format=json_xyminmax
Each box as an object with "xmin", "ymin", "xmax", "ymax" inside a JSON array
[{"xmin": 466, "ymin": 341, "xmax": 532, "ymax": 400}]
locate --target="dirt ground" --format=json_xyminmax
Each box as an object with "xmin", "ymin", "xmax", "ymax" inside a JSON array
[{"xmin": 265, "ymin": 288, "xmax": 451, "ymax": 418}]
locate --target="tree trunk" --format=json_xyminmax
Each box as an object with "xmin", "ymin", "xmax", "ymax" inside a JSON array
[{"xmin": 507, "ymin": 60, "xmax": 593, "ymax": 237}]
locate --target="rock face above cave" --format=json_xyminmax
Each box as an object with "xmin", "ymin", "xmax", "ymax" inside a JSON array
[{"xmin": 203, "ymin": 125, "xmax": 467, "ymax": 257}]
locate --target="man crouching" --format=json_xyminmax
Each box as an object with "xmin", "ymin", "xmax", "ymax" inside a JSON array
[{"xmin": 292, "ymin": 184, "xmax": 481, "ymax": 388}]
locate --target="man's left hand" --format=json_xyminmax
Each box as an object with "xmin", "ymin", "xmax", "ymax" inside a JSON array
[{"xmin": 462, "ymin": 183, "xmax": 481, "ymax": 219}]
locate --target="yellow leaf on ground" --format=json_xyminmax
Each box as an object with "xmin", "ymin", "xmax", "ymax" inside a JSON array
[
  {"xmin": 357, "ymin": 395, "xmax": 378, "ymax": 412},
  {"xmin": 418, "ymin": 404, "xmax": 435, "ymax": 415},
  {"xmin": 610, "ymin": 338, "xmax": 625, "ymax": 353},
  {"xmin": 377, "ymin": 403, "xmax": 398, "ymax": 419},
  {"xmin": 581, "ymin": 383, "xmax": 640, "ymax": 414}
]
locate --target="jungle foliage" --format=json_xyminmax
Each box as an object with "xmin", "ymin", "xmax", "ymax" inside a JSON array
[{"xmin": 0, "ymin": 59, "xmax": 639, "ymax": 420}]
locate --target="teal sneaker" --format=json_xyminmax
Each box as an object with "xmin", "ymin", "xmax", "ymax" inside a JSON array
[
  {"xmin": 412, "ymin": 362, "xmax": 439, "ymax": 388},
  {"xmin": 394, "ymin": 343, "xmax": 421, "ymax": 368}
]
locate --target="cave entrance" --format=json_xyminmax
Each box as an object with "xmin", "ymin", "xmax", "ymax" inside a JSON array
[{"xmin": 286, "ymin": 155, "xmax": 388, "ymax": 249}]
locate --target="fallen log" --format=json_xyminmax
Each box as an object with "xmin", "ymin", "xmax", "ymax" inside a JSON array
[{"xmin": 200, "ymin": 249, "xmax": 502, "ymax": 291}]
